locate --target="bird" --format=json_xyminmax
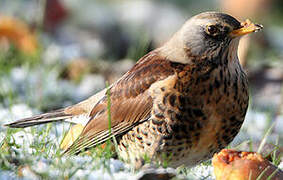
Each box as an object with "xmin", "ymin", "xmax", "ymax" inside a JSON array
[{"xmin": 4, "ymin": 12, "xmax": 263, "ymax": 168}]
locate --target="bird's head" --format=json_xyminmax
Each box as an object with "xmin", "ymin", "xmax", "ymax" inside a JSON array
[{"xmin": 160, "ymin": 12, "xmax": 263, "ymax": 65}]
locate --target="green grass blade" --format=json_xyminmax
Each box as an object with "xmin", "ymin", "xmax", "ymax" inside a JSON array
[{"xmin": 257, "ymin": 122, "xmax": 275, "ymax": 154}]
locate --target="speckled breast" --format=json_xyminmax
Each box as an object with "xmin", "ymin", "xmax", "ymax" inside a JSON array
[{"xmin": 118, "ymin": 62, "xmax": 249, "ymax": 168}]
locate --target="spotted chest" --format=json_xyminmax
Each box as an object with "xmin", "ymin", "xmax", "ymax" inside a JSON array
[{"xmin": 117, "ymin": 62, "xmax": 249, "ymax": 168}]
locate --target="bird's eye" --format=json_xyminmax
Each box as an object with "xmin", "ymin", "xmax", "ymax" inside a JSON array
[
  {"xmin": 223, "ymin": 26, "xmax": 230, "ymax": 34},
  {"xmin": 206, "ymin": 25, "xmax": 219, "ymax": 35}
]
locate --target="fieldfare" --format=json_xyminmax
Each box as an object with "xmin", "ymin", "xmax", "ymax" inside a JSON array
[{"xmin": 5, "ymin": 12, "xmax": 263, "ymax": 168}]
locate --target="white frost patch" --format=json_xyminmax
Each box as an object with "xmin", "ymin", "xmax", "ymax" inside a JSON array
[
  {"xmin": 11, "ymin": 68, "xmax": 28, "ymax": 85},
  {"xmin": 0, "ymin": 132, "xmax": 5, "ymax": 144},
  {"xmin": 12, "ymin": 131, "xmax": 35, "ymax": 154},
  {"xmin": 19, "ymin": 166, "xmax": 38, "ymax": 180},
  {"xmin": 0, "ymin": 108, "xmax": 10, "ymax": 125},
  {"xmin": 241, "ymin": 110, "xmax": 268, "ymax": 140},
  {"xmin": 0, "ymin": 66, "xmax": 78, "ymax": 110},
  {"xmin": 68, "ymin": 158, "xmax": 135, "ymax": 180},
  {"xmin": 10, "ymin": 104, "xmax": 33, "ymax": 120},
  {"xmin": 32, "ymin": 160, "xmax": 49, "ymax": 174},
  {"xmin": 0, "ymin": 171, "xmax": 18, "ymax": 180},
  {"xmin": 186, "ymin": 164, "xmax": 215, "ymax": 180},
  {"xmin": 109, "ymin": 159, "xmax": 125, "ymax": 172},
  {"xmin": 85, "ymin": 169, "xmax": 135, "ymax": 180},
  {"xmin": 0, "ymin": 104, "xmax": 34, "ymax": 126},
  {"xmin": 43, "ymin": 44, "xmax": 62, "ymax": 65}
]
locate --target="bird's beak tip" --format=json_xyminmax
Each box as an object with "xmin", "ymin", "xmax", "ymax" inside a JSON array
[{"xmin": 230, "ymin": 19, "xmax": 263, "ymax": 37}]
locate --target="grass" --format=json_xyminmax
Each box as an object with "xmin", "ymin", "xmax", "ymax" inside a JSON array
[
  {"xmin": 0, "ymin": 42, "xmax": 282, "ymax": 180},
  {"xmin": 0, "ymin": 124, "xmax": 119, "ymax": 179},
  {"xmin": 1, "ymin": 112, "xmax": 280, "ymax": 179}
]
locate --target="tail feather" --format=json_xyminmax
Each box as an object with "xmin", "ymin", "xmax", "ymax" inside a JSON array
[
  {"xmin": 4, "ymin": 88, "xmax": 107, "ymax": 129},
  {"xmin": 4, "ymin": 109, "xmax": 72, "ymax": 128}
]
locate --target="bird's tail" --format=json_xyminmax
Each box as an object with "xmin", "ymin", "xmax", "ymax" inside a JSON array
[
  {"xmin": 4, "ymin": 109, "xmax": 72, "ymax": 128},
  {"xmin": 4, "ymin": 89, "xmax": 107, "ymax": 129}
]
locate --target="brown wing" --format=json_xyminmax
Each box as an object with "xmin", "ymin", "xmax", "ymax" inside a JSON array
[{"xmin": 64, "ymin": 50, "xmax": 176, "ymax": 154}]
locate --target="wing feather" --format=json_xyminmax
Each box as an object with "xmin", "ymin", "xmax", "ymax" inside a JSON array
[{"xmin": 64, "ymin": 51, "xmax": 176, "ymax": 154}]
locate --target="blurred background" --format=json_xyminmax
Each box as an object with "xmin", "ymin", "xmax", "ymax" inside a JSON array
[{"xmin": 0, "ymin": 0, "xmax": 282, "ymax": 155}]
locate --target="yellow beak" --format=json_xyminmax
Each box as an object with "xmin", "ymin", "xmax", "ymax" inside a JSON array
[{"xmin": 230, "ymin": 19, "xmax": 263, "ymax": 37}]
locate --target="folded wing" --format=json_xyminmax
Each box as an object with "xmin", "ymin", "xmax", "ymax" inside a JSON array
[{"xmin": 64, "ymin": 51, "xmax": 176, "ymax": 154}]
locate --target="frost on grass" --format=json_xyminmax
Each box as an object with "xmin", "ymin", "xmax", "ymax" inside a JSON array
[
  {"xmin": 0, "ymin": 56, "xmax": 281, "ymax": 180},
  {"xmin": 12, "ymin": 131, "xmax": 35, "ymax": 154},
  {"xmin": 179, "ymin": 163, "xmax": 215, "ymax": 180},
  {"xmin": 0, "ymin": 102, "xmax": 135, "ymax": 179},
  {"xmin": 0, "ymin": 171, "xmax": 20, "ymax": 180},
  {"xmin": 0, "ymin": 66, "xmax": 104, "ymax": 112},
  {"xmin": 1, "ymin": 95, "xmax": 280, "ymax": 179},
  {"xmin": 0, "ymin": 104, "xmax": 34, "ymax": 126}
]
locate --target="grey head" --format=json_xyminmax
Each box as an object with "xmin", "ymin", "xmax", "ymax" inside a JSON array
[{"xmin": 160, "ymin": 11, "xmax": 263, "ymax": 65}]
